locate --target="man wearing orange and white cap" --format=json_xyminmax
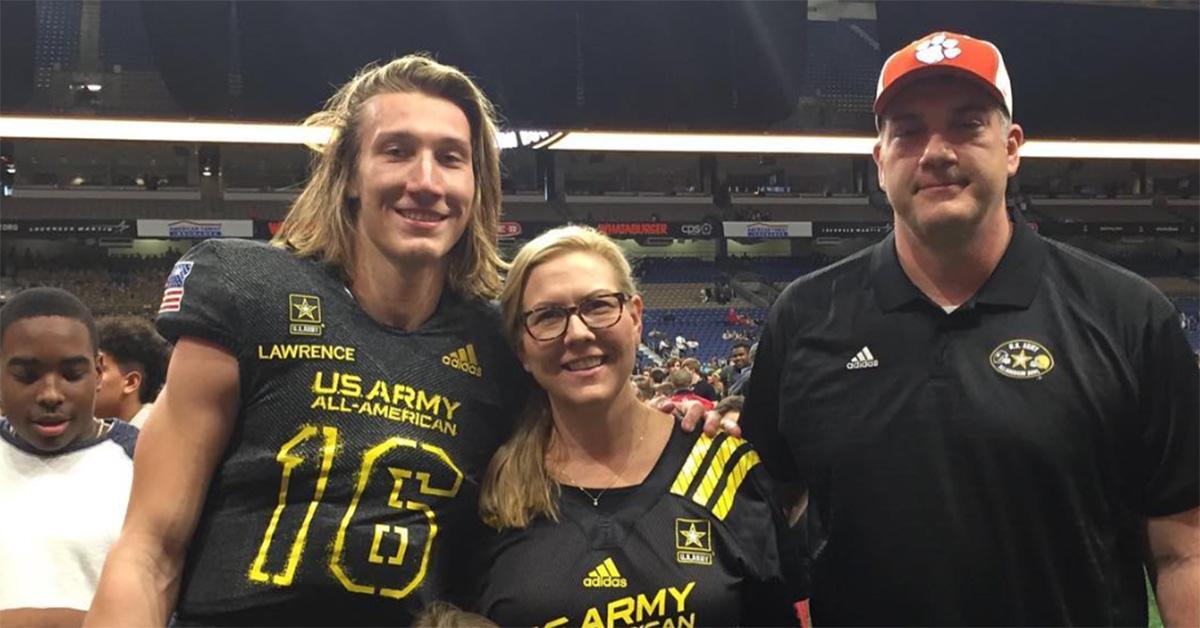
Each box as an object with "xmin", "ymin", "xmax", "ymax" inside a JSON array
[{"xmin": 741, "ymin": 31, "xmax": 1198, "ymax": 625}]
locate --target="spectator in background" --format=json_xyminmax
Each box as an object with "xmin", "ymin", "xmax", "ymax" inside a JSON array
[
  {"xmin": 0, "ymin": 288, "xmax": 138, "ymax": 627},
  {"xmin": 651, "ymin": 382, "xmax": 674, "ymax": 402},
  {"xmin": 726, "ymin": 342, "xmax": 754, "ymax": 396},
  {"xmin": 632, "ymin": 376, "xmax": 655, "ymax": 402},
  {"xmin": 707, "ymin": 371, "xmax": 726, "ymax": 399},
  {"xmin": 648, "ymin": 367, "xmax": 668, "ymax": 385},
  {"xmin": 667, "ymin": 368, "xmax": 715, "ymax": 411},
  {"xmin": 721, "ymin": 340, "xmax": 753, "ymax": 394},
  {"xmin": 95, "ymin": 316, "xmax": 171, "ymax": 428},
  {"xmin": 681, "ymin": 357, "xmax": 719, "ymax": 402}
]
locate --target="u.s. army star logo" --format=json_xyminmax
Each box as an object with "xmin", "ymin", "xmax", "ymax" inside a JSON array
[
  {"xmin": 289, "ymin": 293, "xmax": 324, "ymax": 337},
  {"xmin": 675, "ymin": 518, "xmax": 713, "ymax": 566}
]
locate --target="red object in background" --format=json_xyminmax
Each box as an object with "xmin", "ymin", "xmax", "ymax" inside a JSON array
[{"xmin": 795, "ymin": 599, "xmax": 811, "ymax": 628}]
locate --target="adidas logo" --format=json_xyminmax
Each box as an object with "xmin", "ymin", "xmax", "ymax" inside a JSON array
[
  {"xmin": 582, "ymin": 557, "xmax": 627, "ymax": 588},
  {"xmin": 442, "ymin": 344, "xmax": 482, "ymax": 377},
  {"xmin": 846, "ymin": 346, "xmax": 879, "ymax": 370}
]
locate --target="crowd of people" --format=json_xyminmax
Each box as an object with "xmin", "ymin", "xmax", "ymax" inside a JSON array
[
  {"xmin": 1, "ymin": 250, "xmax": 178, "ymax": 319},
  {"xmin": 0, "ymin": 34, "xmax": 1196, "ymax": 628}
]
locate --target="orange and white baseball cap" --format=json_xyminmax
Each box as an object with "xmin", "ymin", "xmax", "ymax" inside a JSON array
[{"xmin": 874, "ymin": 31, "xmax": 1013, "ymax": 117}]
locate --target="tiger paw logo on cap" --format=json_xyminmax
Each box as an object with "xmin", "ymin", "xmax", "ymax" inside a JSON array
[
  {"xmin": 874, "ymin": 30, "xmax": 1013, "ymax": 117},
  {"xmin": 915, "ymin": 33, "xmax": 963, "ymax": 64}
]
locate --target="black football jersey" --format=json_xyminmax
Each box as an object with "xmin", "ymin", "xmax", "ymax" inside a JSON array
[
  {"xmin": 478, "ymin": 427, "xmax": 802, "ymax": 627},
  {"xmin": 156, "ymin": 239, "xmax": 527, "ymax": 625}
]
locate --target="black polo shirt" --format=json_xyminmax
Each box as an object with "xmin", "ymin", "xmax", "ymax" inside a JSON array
[{"xmin": 742, "ymin": 214, "xmax": 1199, "ymax": 626}]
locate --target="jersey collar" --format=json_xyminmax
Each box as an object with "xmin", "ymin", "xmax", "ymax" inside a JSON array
[{"xmin": 872, "ymin": 208, "xmax": 1047, "ymax": 312}]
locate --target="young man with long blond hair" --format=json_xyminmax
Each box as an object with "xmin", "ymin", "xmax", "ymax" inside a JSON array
[{"xmin": 88, "ymin": 55, "xmax": 527, "ymax": 626}]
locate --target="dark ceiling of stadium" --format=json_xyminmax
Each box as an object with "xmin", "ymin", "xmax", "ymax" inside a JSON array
[{"xmin": 1, "ymin": 1, "xmax": 1196, "ymax": 139}]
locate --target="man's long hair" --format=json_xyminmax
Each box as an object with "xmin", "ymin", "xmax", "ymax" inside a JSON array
[{"xmin": 272, "ymin": 54, "xmax": 506, "ymax": 299}]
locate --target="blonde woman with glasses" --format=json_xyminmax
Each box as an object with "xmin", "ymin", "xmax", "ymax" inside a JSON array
[{"xmin": 478, "ymin": 226, "xmax": 801, "ymax": 626}]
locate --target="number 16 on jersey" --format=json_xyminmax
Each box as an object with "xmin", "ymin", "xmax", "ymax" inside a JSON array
[{"xmin": 247, "ymin": 424, "xmax": 464, "ymax": 599}]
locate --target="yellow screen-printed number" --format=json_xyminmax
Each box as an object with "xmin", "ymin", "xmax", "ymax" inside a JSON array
[
  {"xmin": 247, "ymin": 426, "xmax": 464, "ymax": 599},
  {"xmin": 248, "ymin": 425, "xmax": 338, "ymax": 586}
]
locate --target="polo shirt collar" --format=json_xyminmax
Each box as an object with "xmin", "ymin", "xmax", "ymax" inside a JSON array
[{"xmin": 871, "ymin": 209, "xmax": 1047, "ymax": 312}]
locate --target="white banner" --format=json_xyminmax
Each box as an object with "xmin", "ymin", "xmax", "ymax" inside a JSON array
[
  {"xmin": 721, "ymin": 221, "xmax": 813, "ymax": 238},
  {"xmin": 137, "ymin": 219, "xmax": 254, "ymax": 239}
]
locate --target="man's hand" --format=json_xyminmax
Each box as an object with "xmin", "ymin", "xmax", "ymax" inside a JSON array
[
  {"xmin": 650, "ymin": 397, "xmax": 714, "ymax": 434},
  {"xmin": 669, "ymin": 401, "xmax": 742, "ymax": 438}
]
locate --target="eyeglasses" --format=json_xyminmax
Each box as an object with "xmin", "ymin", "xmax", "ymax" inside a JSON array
[{"xmin": 522, "ymin": 292, "xmax": 629, "ymax": 341}]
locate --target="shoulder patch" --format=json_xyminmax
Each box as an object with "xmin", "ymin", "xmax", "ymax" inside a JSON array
[{"xmin": 159, "ymin": 261, "xmax": 194, "ymax": 313}]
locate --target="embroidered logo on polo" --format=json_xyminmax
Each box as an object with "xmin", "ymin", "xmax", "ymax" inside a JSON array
[
  {"xmin": 846, "ymin": 346, "xmax": 879, "ymax": 370},
  {"xmin": 582, "ymin": 557, "xmax": 627, "ymax": 588},
  {"xmin": 288, "ymin": 294, "xmax": 324, "ymax": 337},
  {"xmin": 675, "ymin": 518, "xmax": 713, "ymax": 566},
  {"xmin": 989, "ymin": 339, "xmax": 1054, "ymax": 379}
]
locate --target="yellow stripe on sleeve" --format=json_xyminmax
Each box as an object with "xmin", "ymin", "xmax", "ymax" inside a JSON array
[
  {"xmin": 711, "ymin": 450, "xmax": 762, "ymax": 521},
  {"xmin": 670, "ymin": 433, "xmax": 716, "ymax": 496},
  {"xmin": 691, "ymin": 435, "xmax": 745, "ymax": 508}
]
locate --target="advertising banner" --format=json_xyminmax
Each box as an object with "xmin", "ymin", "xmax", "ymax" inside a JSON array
[
  {"xmin": 137, "ymin": 219, "xmax": 255, "ymax": 239},
  {"xmin": 0, "ymin": 220, "xmax": 137, "ymax": 238}
]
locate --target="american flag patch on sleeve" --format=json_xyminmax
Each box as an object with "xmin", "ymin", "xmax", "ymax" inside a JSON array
[{"xmin": 159, "ymin": 261, "xmax": 194, "ymax": 313}]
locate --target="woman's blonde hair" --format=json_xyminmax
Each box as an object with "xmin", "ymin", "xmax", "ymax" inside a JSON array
[
  {"xmin": 480, "ymin": 225, "xmax": 638, "ymax": 530},
  {"xmin": 411, "ymin": 602, "xmax": 497, "ymax": 628},
  {"xmin": 271, "ymin": 53, "xmax": 505, "ymax": 299}
]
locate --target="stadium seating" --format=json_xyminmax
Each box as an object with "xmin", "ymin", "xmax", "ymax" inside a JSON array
[{"xmin": 642, "ymin": 307, "xmax": 766, "ymax": 364}]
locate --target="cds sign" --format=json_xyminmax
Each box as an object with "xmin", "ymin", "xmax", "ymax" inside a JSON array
[{"xmin": 679, "ymin": 222, "xmax": 714, "ymax": 237}]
